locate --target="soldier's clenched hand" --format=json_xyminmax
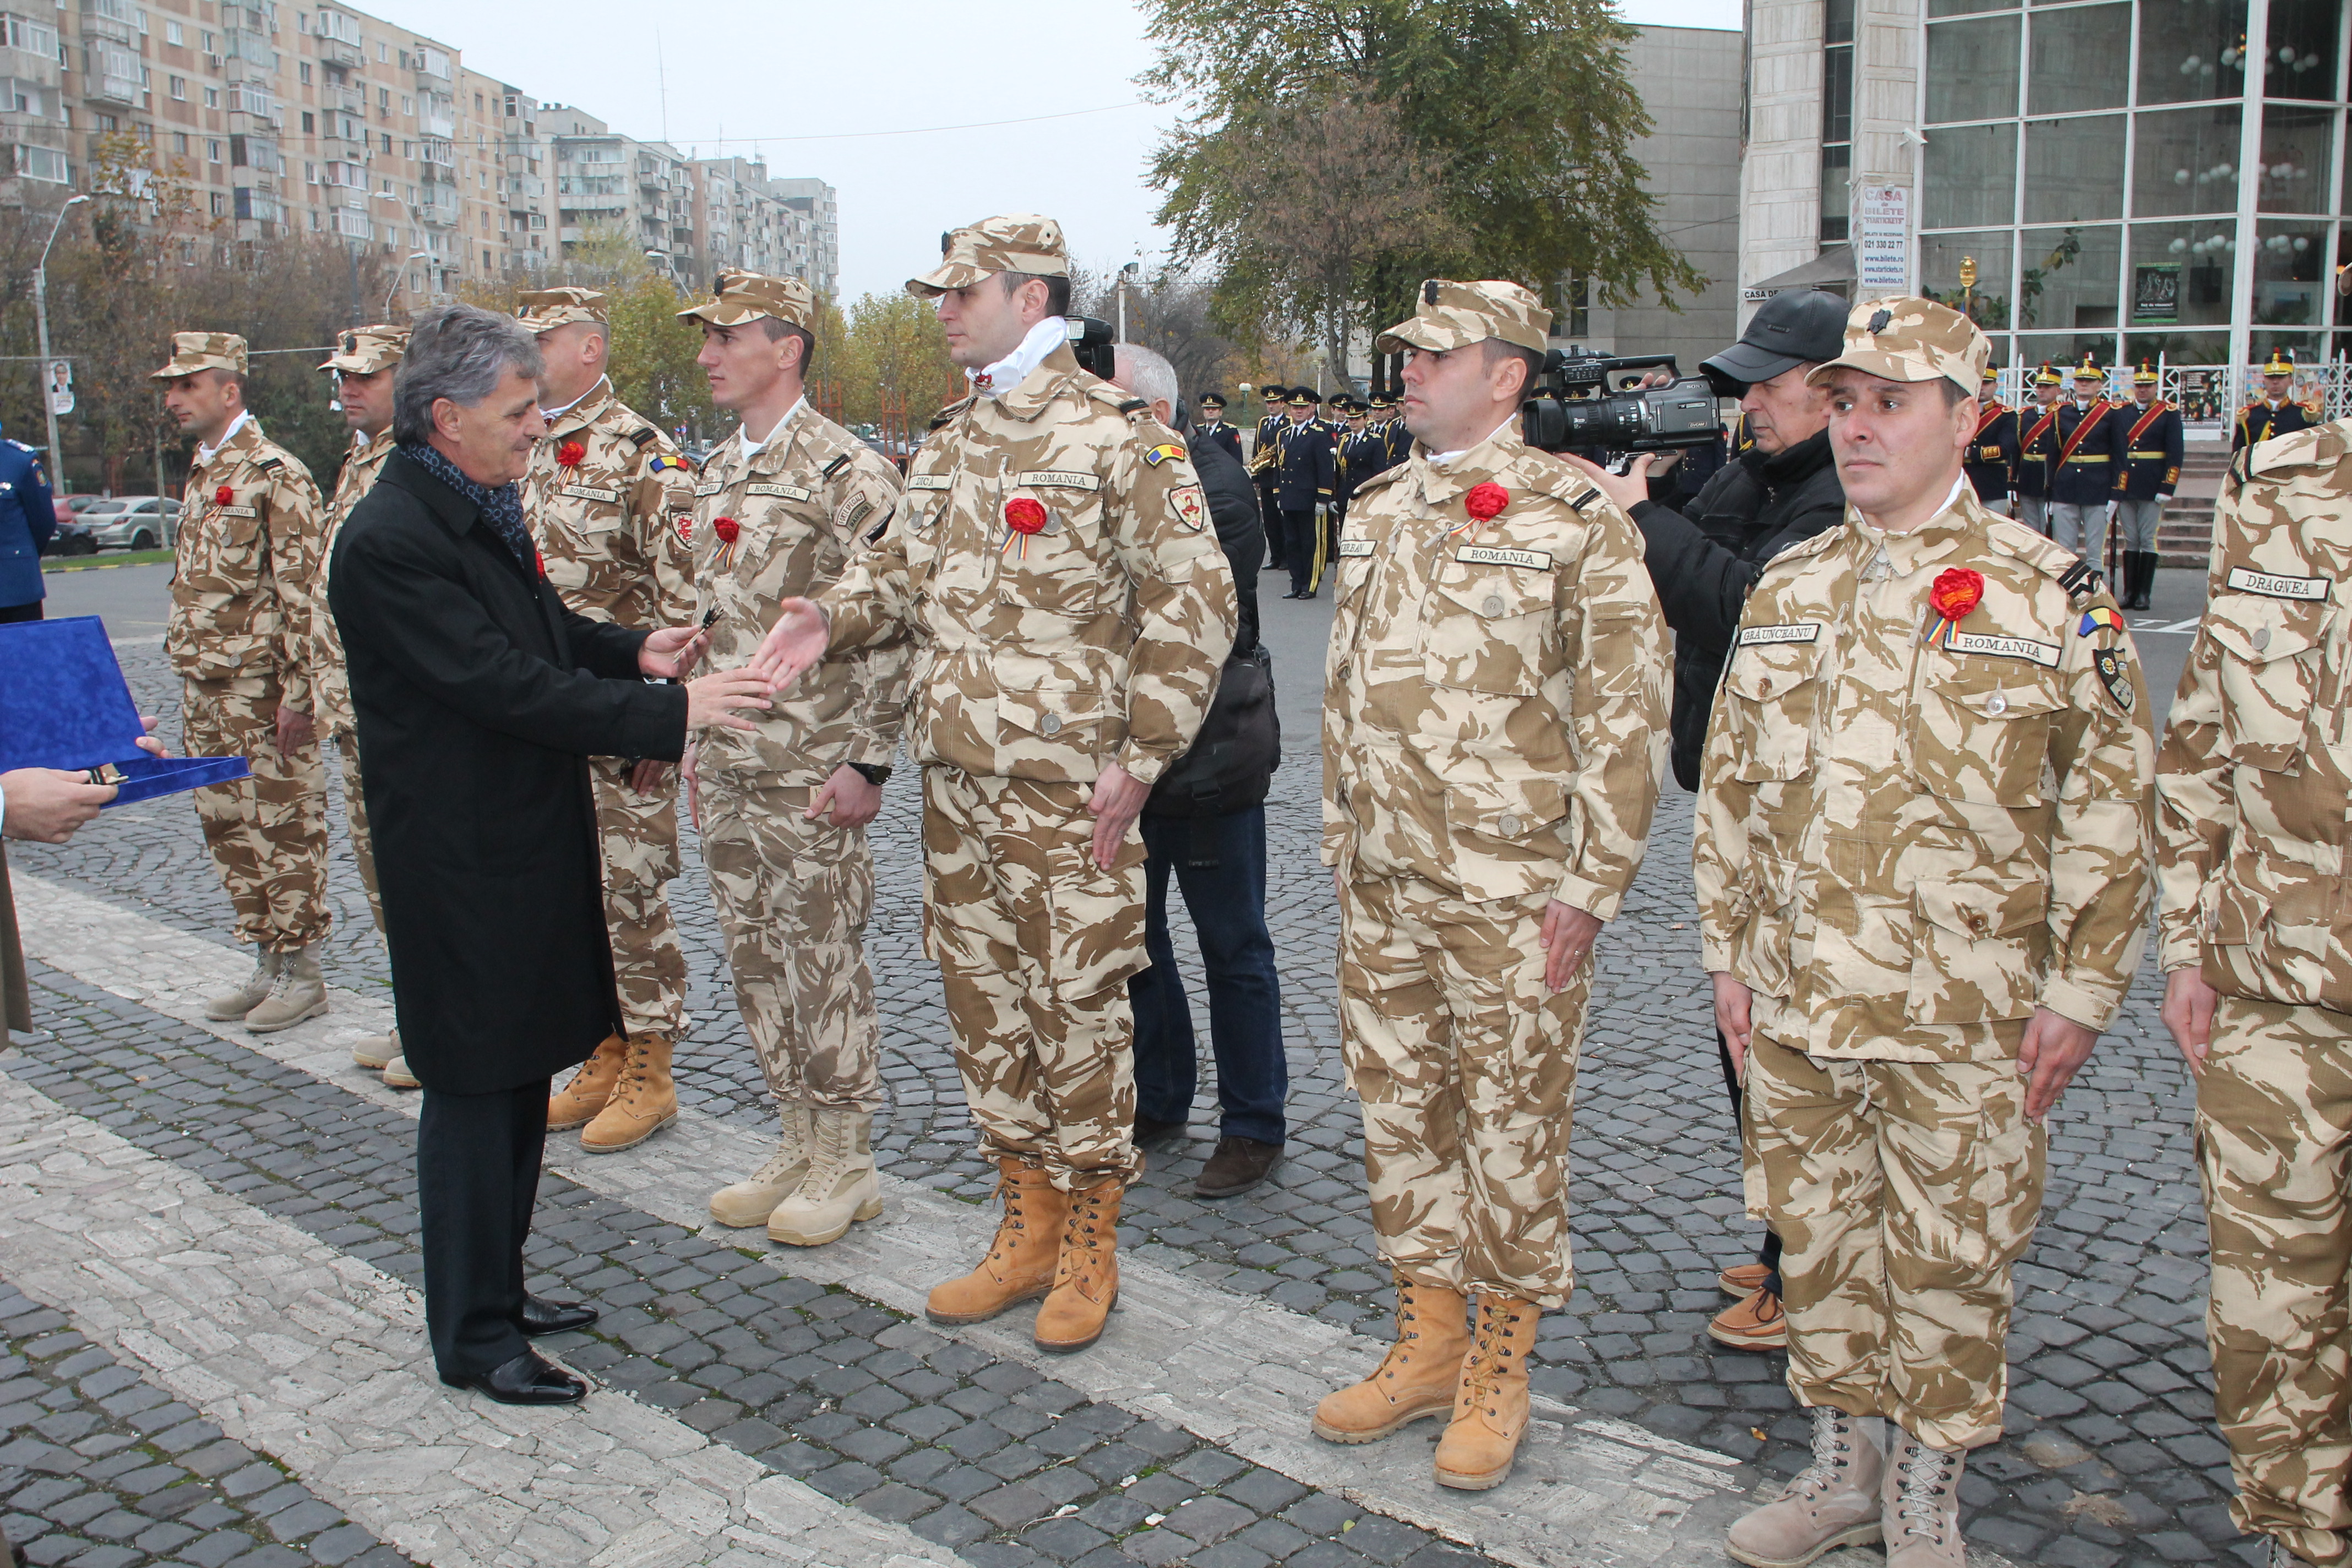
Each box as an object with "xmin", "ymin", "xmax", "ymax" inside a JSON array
[
  {"xmin": 1713, "ymin": 972, "xmax": 1754, "ymax": 1075},
  {"xmin": 2159, "ymin": 967, "xmax": 2219, "ymax": 1075},
  {"xmin": 684, "ymin": 668, "xmax": 771, "ymax": 734},
  {"xmin": 806, "ymin": 764, "xmax": 881, "ymax": 829},
  {"xmin": 2017, "ymin": 1008, "xmax": 2100, "ymax": 1120},
  {"xmin": 275, "ymin": 705, "xmax": 314, "ymax": 754},
  {"xmin": 1085, "ymin": 762, "xmax": 1150, "ymax": 869},
  {"xmin": 752, "ymin": 597, "xmax": 829, "ymax": 692},
  {"xmin": 1540, "ymin": 901, "xmax": 1602, "ymax": 993}
]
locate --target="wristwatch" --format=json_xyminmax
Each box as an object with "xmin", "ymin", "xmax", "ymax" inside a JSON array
[{"xmin": 847, "ymin": 761, "xmax": 892, "ymax": 787}]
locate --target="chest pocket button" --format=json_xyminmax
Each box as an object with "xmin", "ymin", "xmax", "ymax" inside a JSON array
[
  {"xmin": 1482, "ymin": 594, "xmax": 1506, "ymax": 617},
  {"xmin": 1039, "ymin": 713, "xmax": 1063, "ymax": 737}
]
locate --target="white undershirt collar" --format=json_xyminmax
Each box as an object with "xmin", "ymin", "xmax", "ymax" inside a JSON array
[
  {"xmin": 195, "ymin": 409, "xmax": 253, "ymax": 465},
  {"xmin": 738, "ymin": 395, "xmax": 807, "ymax": 460},
  {"xmin": 539, "ymin": 374, "xmax": 607, "ymax": 423},
  {"xmin": 971, "ymin": 317, "xmax": 1068, "ymax": 398},
  {"xmin": 1427, "ymin": 414, "xmax": 1520, "ymax": 467}
]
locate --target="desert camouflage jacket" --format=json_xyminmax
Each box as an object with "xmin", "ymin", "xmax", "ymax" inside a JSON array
[
  {"xmin": 2157, "ymin": 417, "xmax": 2352, "ymax": 1012},
  {"xmin": 1319, "ymin": 429, "xmax": 1669, "ymax": 917},
  {"xmin": 692, "ymin": 401, "xmax": 910, "ymax": 782},
  {"xmin": 522, "ymin": 378, "xmax": 696, "ymax": 630},
  {"xmin": 168, "ymin": 416, "xmax": 323, "ymax": 709},
  {"xmin": 309, "ymin": 426, "xmax": 393, "ymax": 737},
  {"xmin": 1695, "ymin": 485, "xmax": 2155, "ymax": 1062},
  {"xmin": 821, "ymin": 345, "xmax": 1238, "ymax": 787}
]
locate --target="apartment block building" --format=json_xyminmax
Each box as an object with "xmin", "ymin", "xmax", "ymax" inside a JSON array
[{"xmin": 13, "ymin": 0, "xmax": 837, "ymax": 311}]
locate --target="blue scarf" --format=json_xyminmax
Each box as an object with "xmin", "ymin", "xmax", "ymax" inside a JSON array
[{"xmin": 403, "ymin": 441, "xmax": 533, "ymax": 569}]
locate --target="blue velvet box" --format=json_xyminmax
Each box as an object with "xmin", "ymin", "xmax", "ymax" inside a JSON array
[{"xmin": 0, "ymin": 616, "xmax": 249, "ymax": 805}]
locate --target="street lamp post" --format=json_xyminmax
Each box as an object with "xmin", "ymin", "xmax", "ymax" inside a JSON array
[
  {"xmin": 1115, "ymin": 260, "xmax": 1140, "ymax": 342},
  {"xmin": 385, "ymin": 250, "xmax": 428, "ymax": 320},
  {"xmin": 32, "ymin": 193, "xmax": 88, "ymax": 483}
]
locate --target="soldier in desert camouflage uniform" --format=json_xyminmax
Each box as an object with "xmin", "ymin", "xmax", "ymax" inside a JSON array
[
  {"xmin": 755, "ymin": 214, "xmax": 1237, "ymax": 1355},
  {"xmin": 519, "ymin": 287, "xmax": 700, "ymax": 1155},
  {"xmin": 1695, "ymin": 298, "xmax": 2154, "ymax": 1568},
  {"xmin": 1310, "ymin": 279, "xmax": 1668, "ymax": 1493},
  {"xmin": 311, "ymin": 324, "xmax": 409, "ymax": 1084},
  {"xmin": 2158, "ymin": 415, "xmax": 2352, "ymax": 1568},
  {"xmin": 674, "ymin": 269, "xmax": 908, "ymax": 1248},
  {"xmin": 156, "ymin": 331, "xmax": 335, "ymax": 1036}
]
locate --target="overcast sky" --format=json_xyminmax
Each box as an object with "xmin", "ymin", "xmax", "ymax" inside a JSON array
[{"xmin": 388, "ymin": 0, "xmax": 1742, "ymax": 304}]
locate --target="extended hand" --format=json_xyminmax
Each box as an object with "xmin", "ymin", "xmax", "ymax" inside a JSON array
[
  {"xmin": 2160, "ymin": 966, "xmax": 2219, "ymax": 1076},
  {"xmin": 2017, "ymin": 1007, "xmax": 2101, "ymax": 1120},
  {"xmin": 1713, "ymin": 971, "xmax": 1754, "ymax": 1077},
  {"xmin": 640, "ymin": 625, "xmax": 711, "ymax": 679},
  {"xmin": 684, "ymin": 668, "xmax": 771, "ymax": 734},
  {"xmin": 806, "ymin": 764, "xmax": 882, "ymax": 829},
  {"xmin": 1539, "ymin": 901, "xmax": 1602, "ymax": 993},
  {"xmin": 1561, "ymin": 451, "xmax": 1655, "ymax": 515},
  {"xmin": 752, "ymin": 597, "xmax": 828, "ymax": 693},
  {"xmin": 275, "ymin": 706, "xmax": 314, "ymax": 753},
  {"xmin": 1085, "ymin": 762, "xmax": 1151, "ymax": 870},
  {"xmin": 2, "ymin": 767, "xmax": 116, "ymax": 842}
]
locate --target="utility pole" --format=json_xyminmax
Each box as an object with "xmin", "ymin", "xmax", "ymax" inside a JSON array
[
  {"xmin": 32, "ymin": 194, "xmax": 88, "ymax": 486},
  {"xmin": 1115, "ymin": 260, "xmax": 1139, "ymax": 342}
]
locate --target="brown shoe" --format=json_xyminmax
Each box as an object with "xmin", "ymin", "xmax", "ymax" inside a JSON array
[
  {"xmin": 1312, "ymin": 1272, "xmax": 1471, "ymax": 1444},
  {"xmin": 1719, "ymin": 1260, "xmax": 1772, "ymax": 1297},
  {"xmin": 925, "ymin": 1157, "xmax": 1069, "ymax": 1325},
  {"xmin": 579, "ymin": 1034, "xmax": 676, "ymax": 1153},
  {"xmin": 1195, "ymin": 1135, "xmax": 1281, "ymax": 1197},
  {"xmin": 1432, "ymin": 1292, "xmax": 1537, "ymax": 1490},
  {"xmin": 1709, "ymin": 1286, "xmax": 1788, "ymax": 1351},
  {"xmin": 1727, "ymin": 1406, "xmax": 1884, "ymax": 1568},
  {"xmin": 548, "ymin": 1035, "xmax": 626, "ymax": 1130},
  {"xmin": 1034, "ymin": 1175, "xmax": 1122, "ymax": 1353},
  {"xmin": 1881, "ymin": 1428, "xmax": 1966, "ymax": 1568}
]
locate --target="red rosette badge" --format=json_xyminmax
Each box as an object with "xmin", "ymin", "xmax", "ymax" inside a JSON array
[
  {"xmin": 1464, "ymin": 482, "xmax": 1509, "ymax": 521},
  {"xmin": 710, "ymin": 515, "xmax": 742, "ymax": 573},
  {"xmin": 556, "ymin": 440, "xmax": 586, "ymax": 469},
  {"xmin": 1003, "ymin": 497, "xmax": 1048, "ymax": 558},
  {"xmin": 214, "ymin": 484, "xmax": 234, "ymax": 505},
  {"xmin": 1925, "ymin": 566, "xmax": 1985, "ymax": 647}
]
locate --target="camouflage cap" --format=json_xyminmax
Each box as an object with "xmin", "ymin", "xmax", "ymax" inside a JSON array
[
  {"xmin": 1804, "ymin": 295, "xmax": 1988, "ymax": 399},
  {"xmin": 150, "ymin": 331, "xmax": 247, "ymax": 380},
  {"xmin": 676, "ymin": 268, "xmax": 816, "ymax": 331},
  {"xmin": 907, "ymin": 214, "xmax": 1069, "ymax": 297},
  {"xmin": 1375, "ymin": 279, "xmax": 1552, "ymax": 356},
  {"xmin": 317, "ymin": 323, "xmax": 408, "ymax": 375},
  {"xmin": 515, "ymin": 286, "xmax": 608, "ymax": 329}
]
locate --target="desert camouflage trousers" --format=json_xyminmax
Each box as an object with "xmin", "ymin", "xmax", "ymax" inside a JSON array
[
  {"xmin": 589, "ymin": 755, "xmax": 685, "ymax": 1039},
  {"xmin": 1337, "ymin": 874, "xmax": 1587, "ymax": 1309},
  {"xmin": 182, "ymin": 674, "xmax": 330, "ymax": 954},
  {"xmin": 923, "ymin": 766, "xmax": 1146, "ymax": 1191},
  {"xmin": 699, "ymin": 772, "xmax": 880, "ymax": 1110},
  {"xmin": 2198, "ymin": 995, "xmax": 2352, "ymax": 1568},
  {"xmin": 331, "ymin": 729, "xmax": 383, "ymax": 936},
  {"xmin": 1745, "ymin": 1026, "xmax": 2043, "ymax": 1452}
]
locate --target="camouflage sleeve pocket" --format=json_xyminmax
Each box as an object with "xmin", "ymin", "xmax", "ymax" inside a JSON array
[
  {"xmin": 1906, "ymin": 873, "xmax": 2051, "ymax": 1025},
  {"xmin": 1719, "ymin": 640, "xmax": 1825, "ymax": 782},
  {"xmin": 2202, "ymin": 592, "xmax": 2327, "ymax": 771},
  {"xmin": 1913, "ymin": 660, "xmax": 2066, "ymax": 806}
]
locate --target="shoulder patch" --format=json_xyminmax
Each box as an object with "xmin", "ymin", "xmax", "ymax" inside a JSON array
[
  {"xmin": 2055, "ymin": 558, "xmax": 2107, "ymax": 603},
  {"xmin": 821, "ymin": 452, "xmax": 852, "ymax": 477},
  {"xmin": 626, "ymin": 425, "xmax": 657, "ymax": 449},
  {"xmin": 1117, "ymin": 397, "xmax": 1150, "ymax": 415},
  {"xmin": 256, "ymin": 455, "xmax": 284, "ymax": 472},
  {"xmin": 1143, "ymin": 442, "xmax": 1186, "ymax": 467}
]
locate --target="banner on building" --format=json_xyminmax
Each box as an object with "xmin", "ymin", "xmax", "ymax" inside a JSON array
[
  {"xmin": 1856, "ymin": 185, "xmax": 1910, "ymax": 293},
  {"xmin": 2133, "ymin": 264, "xmax": 2180, "ymax": 324},
  {"xmin": 45, "ymin": 359, "xmax": 72, "ymax": 418}
]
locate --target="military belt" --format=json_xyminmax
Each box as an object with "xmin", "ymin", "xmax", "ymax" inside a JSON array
[
  {"xmin": 2128, "ymin": 450, "xmax": 2166, "ymax": 459},
  {"xmin": 2065, "ymin": 454, "xmax": 2109, "ymax": 463}
]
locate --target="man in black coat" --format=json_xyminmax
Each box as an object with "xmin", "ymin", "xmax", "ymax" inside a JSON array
[
  {"xmin": 1273, "ymin": 389, "xmax": 1336, "ymax": 600},
  {"xmin": 1194, "ymin": 392, "xmax": 1245, "ymax": 467},
  {"xmin": 1564, "ymin": 287, "xmax": 1848, "ymax": 1356},
  {"xmin": 330, "ymin": 304, "xmax": 767, "ymax": 1405}
]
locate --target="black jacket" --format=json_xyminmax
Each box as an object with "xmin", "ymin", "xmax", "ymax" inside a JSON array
[
  {"xmin": 1273, "ymin": 421, "xmax": 1335, "ymax": 511},
  {"xmin": 1187, "ymin": 426, "xmax": 1264, "ymax": 655},
  {"xmin": 329, "ymin": 449, "xmax": 687, "ymax": 1095},
  {"xmin": 2113, "ymin": 402, "xmax": 2185, "ymax": 500},
  {"xmin": 1631, "ymin": 427, "xmax": 1845, "ymax": 790}
]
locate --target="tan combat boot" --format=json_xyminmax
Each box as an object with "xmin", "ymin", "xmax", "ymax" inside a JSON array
[
  {"xmin": 1033, "ymin": 1175, "xmax": 1123, "ymax": 1354},
  {"xmin": 579, "ymin": 1033, "xmax": 676, "ymax": 1153},
  {"xmin": 381, "ymin": 1054, "xmax": 420, "ymax": 1090},
  {"xmin": 767, "ymin": 1107, "xmax": 884, "ymax": 1246},
  {"xmin": 205, "ymin": 948, "xmax": 282, "ymax": 1021},
  {"xmin": 709, "ymin": 1105, "xmax": 813, "ymax": 1227},
  {"xmin": 1432, "ymin": 1291, "xmax": 1537, "ymax": 1490},
  {"xmin": 245, "ymin": 946, "xmax": 328, "ymax": 1033},
  {"xmin": 1725, "ymin": 1406, "xmax": 1885, "ymax": 1568},
  {"xmin": 1313, "ymin": 1273, "xmax": 1472, "ymax": 1444},
  {"xmin": 548, "ymin": 1035, "xmax": 628, "ymax": 1130},
  {"xmin": 926, "ymin": 1157, "xmax": 1069, "ymax": 1326},
  {"xmin": 351, "ymin": 1027, "xmax": 399, "ymax": 1071},
  {"xmin": 1881, "ymin": 1427, "xmax": 1966, "ymax": 1568}
]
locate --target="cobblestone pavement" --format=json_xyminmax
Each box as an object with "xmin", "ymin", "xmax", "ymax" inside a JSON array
[{"xmin": 1, "ymin": 612, "xmax": 2238, "ymax": 1568}]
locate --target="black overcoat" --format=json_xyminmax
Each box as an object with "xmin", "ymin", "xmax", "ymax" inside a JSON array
[{"xmin": 328, "ymin": 449, "xmax": 686, "ymax": 1095}]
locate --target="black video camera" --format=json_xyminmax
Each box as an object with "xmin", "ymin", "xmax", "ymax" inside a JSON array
[
  {"xmin": 1520, "ymin": 351, "xmax": 1723, "ymax": 455},
  {"xmin": 1066, "ymin": 317, "xmax": 1117, "ymax": 381}
]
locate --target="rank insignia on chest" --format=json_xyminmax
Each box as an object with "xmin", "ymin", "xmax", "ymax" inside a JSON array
[
  {"xmin": 2079, "ymin": 606, "xmax": 2126, "ymax": 636},
  {"xmin": 2093, "ymin": 646, "xmax": 2134, "ymax": 710}
]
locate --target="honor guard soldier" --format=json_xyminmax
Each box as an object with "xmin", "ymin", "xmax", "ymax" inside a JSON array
[
  {"xmin": 154, "ymin": 333, "xmax": 336, "ymax": 1033},
  {"xmin": 1195, "ymin": 391, "xmax": 1244, "ymax": 465},
  {"xmin": 1251, "ymin": 384, "xmax": 1292, "ymax": 570},
  {"xmin": 2237, "ymin": 350, "xmax": 2318, "ymax": 451},
  {"xmin": 1370, "ymin": 393, "xmax": 1410, "ymax": 469},
  {"xmin": 1697, "ymin": 298, "xmax": 2153, "ymax": 1568},
  {"xmin": 676, "ymin": 269, "xmax": 910, "ymax": 1247},
  {"xmin": 517, "ymin": 286, "xmax": 701, "ymax": 1154},
  {"xmin": 1963, "ymin": 366, "xmax": 2018, "ymax": 516},
  {"xmin": 2157, "ymin": 411, "xmax": 2352, "ymax": 1568},
  {"xmin": 2050, "ymin": 355, "xmax": 2122, "ymax": 558},
  {"xmin": 312, "ymin": 325, "xmax": 410, "ymax": 1081},
  {"xmin": 2110, "ymin": 361, "xmax": 2183, "ymax": 610},
  {"xmin": 1276, "ymin": 388, "xmax": 1337, "ymax": 598},
  {"xmin": 754, "ymin": 214, "xmax": 1237, "ymax": 1354},
  {"xmin": 0, "ymin": 415, "xmax": 53, "ymax": 622},
  {"xmin": 1334, "ymin": 398, "xmax": 1380, "ymax": 531},
  {"xmin": 2013, "ymin": 363, "xmax": 2063, "ymax": 536},
  {"xmin": 1314, "ymin": 279, "xmax": 1669, "ymax": 1491}
]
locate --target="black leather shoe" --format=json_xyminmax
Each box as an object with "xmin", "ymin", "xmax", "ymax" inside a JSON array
[
  {"xmin": 1133, "ymin": 1113, "xmax": 1186, "ymax": 1146},
  {"xmin": 518, "ymin": 1295, "xmax": 598, "ymax": 1337},
  {"xmin": 440, "ymin": 1349, "xmax": 587, "ymax": 1404},
  {"xmin": 1195, "ymin": 1135, "xmax": 1282, "ymax": 1197}
]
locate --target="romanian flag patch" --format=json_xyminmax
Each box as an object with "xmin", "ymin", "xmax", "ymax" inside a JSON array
[
  {"xmin": 1142, "ymin": 443, "xmax": 1185, "ymax": 467},
  {"xmin": 2078, "ymin": 606, "xmax": 2126, "ymax": 636}
]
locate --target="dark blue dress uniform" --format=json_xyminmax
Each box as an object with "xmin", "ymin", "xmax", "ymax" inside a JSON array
[
  {"xmin": 2113, "ymin": 400, "xmax": 2185, "ymax": 502},
  {"xmin": 1273, "ymin": 412, "xmax": 1334, "ymax": 599},
  {"xmin": 0, "ymin": 433, "xmax": 57, "ymax": 619},
  {"xmin": 1253, "ymin": 390, "xmax": 1291, "ymax": 568},
  {"xmin": 2014, "ymin": 394, "xmax": 2060, "ymax": 513},
  {"xmin": 1965, "ymin": 401, "xmax": 2019, "ymax": 508},
  {"xmin": 2050, "ymin": 394, "xmax": 2123, "ymax": 506},
  {"xmin": 2235, "ymin": 395, "xmax": 2316, "ymax": 451}
]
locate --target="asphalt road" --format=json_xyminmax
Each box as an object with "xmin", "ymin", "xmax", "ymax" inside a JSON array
[{"xmin": 39, "ymin": 559, "xmax": 175, "ymax": 641}]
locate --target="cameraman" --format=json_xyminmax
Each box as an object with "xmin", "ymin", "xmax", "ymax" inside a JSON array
[{"xmin": 1562, "ymin": 287, "xmax": 1848, "ymax": 1355}]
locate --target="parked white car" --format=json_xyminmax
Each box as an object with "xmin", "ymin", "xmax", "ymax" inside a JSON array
[{"xmin": 78, "ymin": 496, "xmax": 183, "ymax": 553}]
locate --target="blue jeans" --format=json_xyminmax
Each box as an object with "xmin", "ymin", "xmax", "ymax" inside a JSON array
[{"xmin": 1127, "ymin": 807, "xmax": 1287, "ymax": 1145}]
